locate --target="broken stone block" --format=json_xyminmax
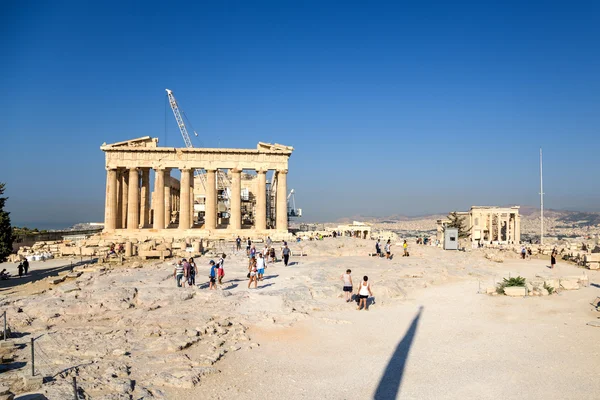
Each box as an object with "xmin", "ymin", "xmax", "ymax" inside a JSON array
[
  {"xmin": 49, "ymin": 276, "xmax": 66, "ymax": 284},
  {"xmin": 486, "ymin": 287, "xmax": 496, "ymax": 294},
  {"xmin": 544, "ymin": 279, "xmax": 559, "ymax": 290},
  {"xmin": 503, "ymin": 286, "xmax": 526, "ymax": 297},
  {"xmin": 560, "ymin": 279, "xmax": 579, "ymax": 290},
  {"xmin": 22, "ymin": 375, "xmax": 43, "ymax": 391},
  {"xmin": 540, "ymin": 288, "xmax": 549, "ymax": 296}
]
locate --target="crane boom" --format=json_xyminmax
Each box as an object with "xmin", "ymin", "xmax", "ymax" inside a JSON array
[{"xmin": 166, "ymin": 89, "xmax": 193, "ymax": 148}]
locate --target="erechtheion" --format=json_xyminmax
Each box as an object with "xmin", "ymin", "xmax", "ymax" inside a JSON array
[
  {"xmin": 437, "ymin": 206, "xmax": 521, "ymax": 244},
  {"xmin": 101, "ymin": 137, "xmax": 293, "ymax": 239}
]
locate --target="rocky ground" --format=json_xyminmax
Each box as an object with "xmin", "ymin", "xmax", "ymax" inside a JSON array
[{"xmin": 1, "ymin": 237, "xmax": 599, "ymax": 399}]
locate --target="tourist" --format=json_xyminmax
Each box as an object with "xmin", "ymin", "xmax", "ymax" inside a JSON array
[
  {"xmin": 269, "ymin": 246, "xmax": 276, "ymax": 263},
  {"xmin": 209, "ymin": 260, "xmax": 217, "ymax": 290},
  {"xmin": 263, "ymin": 244, "xmax": 270, "ymax": 263},
  {"xmin": 17, "ymin": 262, "xmax": 24, "ymax": 278},
  {"xmin": 174, "ymin": 260, "xmax": 185, "ymax": 288},
  {"xmin": 23, "ymin": 259, "xmax": 29, "ymax": 275},
  {"xmin": 248, "ymin": 256, "xmax": 258, "ymax": 289},
  {"xmin": 521, "ymin": 246, "xmax": 526, "ymax": 260},
  {"xmin": 246, "ymin": 238, "xmax": 252, "ymax": 255},
  {"xmin": 108, "ymin": 244, "xmax": 116, "ymax": 256},
  {"xmin": 236, "ymin": 236, "xmax": 242, "ymax": 252},
  {"xmin": 341, "ymin": 269, "xmax": 353, "ymax": 302},
  {"xmin": 403, "ymin": 240, "xmax": 409, "ymax": 257},
  {"xmin": 385, "ymin": 240, "xmax": 391, "ymax": 259},
  {"xmin": 188, "ymin": 257, "xmax": 198, "ymax": 287},
  {"xmin": 267, "ymin": 236, "xmax": 272, "ymax": 247},
  {"xmin": 282, "ymin": 244, "xmax": 291, "ymax": 266},
  {"xmin": 375, "ymin": 239, "xmax": 381, "ymax": 257},
  {"xmin": 551, "ymin": 248, "xmax": 557, "ymax": 269},
  {"xmin": 250, "ymin": 245, "xmax": 256, "ymax": 259},
  {"xmin": 1, "ymin": 269, "xmax": 10, "ymax": 280},
  {"xmin": 357, "ymin": 276, "xmax": 373, "ymax": 311},
  {"xmin": 182, "ymin": 258, "xmax": 191, "ymax": 287},
  {"xmin": 217, "ymin": 253, "xmax": 226, "ymax": 285},
  {"xmin": 256, "ymin": 252, "xmax": 266, "ymax": 281}
]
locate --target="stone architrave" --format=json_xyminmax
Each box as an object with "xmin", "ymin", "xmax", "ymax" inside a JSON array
[
  {"xmin": 276, "ymin": 169, "xmax": 288, "ymax": 231},
  {"xmin": 126, "ymin": 168, "xmax": 140, "ymax": 230},
  {"xmin": 255, "ymin": 169, "xmax": 267, "ymax": 230},
  {"xmin": 205, "ymin": 169, "xmax": 217, "ymax": 230}
]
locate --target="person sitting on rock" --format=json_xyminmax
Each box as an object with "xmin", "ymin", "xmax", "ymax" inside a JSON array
[{"xmin": 0, "ymin": 269, "xmax": 10, "ymax": 280}]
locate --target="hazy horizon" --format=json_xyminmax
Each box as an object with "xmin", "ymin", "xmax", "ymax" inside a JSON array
[{"xmin": 2, "ymin": 2, "xmax": 599, "ymax": 226}]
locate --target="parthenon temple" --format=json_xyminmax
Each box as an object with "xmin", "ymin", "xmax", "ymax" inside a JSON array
[
  {"xmin": 437, "ymin": 206, "xmax": 521, "ymax": 244},
  {"xmin": 101, "ymin": 137, "xmax": 293, "ymax": 239}
]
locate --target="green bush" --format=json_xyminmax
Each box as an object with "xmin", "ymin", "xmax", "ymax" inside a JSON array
[
  {"xmin": 543, "ymin": 282, "xmax": 555, "ymax": 294},
  {"xmin": 496, "ymin": 276, "xmax": 526, "ymax": 294}
]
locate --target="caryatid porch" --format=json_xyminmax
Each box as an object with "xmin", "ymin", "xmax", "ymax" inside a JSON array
[{"xmin": 101, "ymin": 137, "xmax": 293, "ymax": 236}]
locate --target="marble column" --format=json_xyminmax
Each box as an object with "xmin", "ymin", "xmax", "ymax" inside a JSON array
[
  {"xmin": 179, "ymin": 168, "xmax": 191, "ymax": 230},
  {"xmin": 205, "ymin": 169, "xmax": 217, "ymax": 230},
  {"xmin": 127, "ymin": 168, "xmax": 140, "ymax": 230},
  {"xmin": 510, "ymin": 214, "xmax": 516, "ymax": 243},
  {"xmin": 230, "ymin": 169, "xmax": 242, "ymax": 230},
  {"xmin": 255, "ymin": 169, "xmax": 267, "ymax": 231},
  {"xmin": 276, "ymin": 169, "xmax": 288, "ymax": 231},
  {"xmin": 153, "ymin": 168, "xmax": 166, "ymax": 230},
  {"xmin": 488, "ymin": 213, "xmax": 493, "ymax": 241},
  {"xmin": 104, "ymin": 169, "xmax": 118, "ymax": 230},
  {"xmin": 164, "ymin": 169, "xmax": 171, "ymax": 227},
  {"xmin": 515, "ymin": 216, "xmax": 521, "ymax": 243},
  {"xmin": 121, "ymin": 170, "xmax": 129, "ymax": 229},
  {"xmin": 497, "ymin": 213, "xmax": 502, "ymax": 242},
  {"xmin": 190, "ymin": 171, "xmax": 195, "ymax": 226},
  {"xmin": 140, "ymin": 168, "xmax": 150, "ymax": 228}
]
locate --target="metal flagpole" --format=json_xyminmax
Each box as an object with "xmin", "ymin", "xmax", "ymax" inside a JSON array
[{"xmin": 540, "ymin": 148, "xmax": 544, "ymax": 245}]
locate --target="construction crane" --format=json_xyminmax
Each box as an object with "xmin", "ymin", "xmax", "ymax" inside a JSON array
[
  {"xmin": 287, "ymin": 189, "xmax": 302, "ymax": 218},
  {"xmin": 165, "ymin": 89, "xmax": 231, "ymax": 218}
]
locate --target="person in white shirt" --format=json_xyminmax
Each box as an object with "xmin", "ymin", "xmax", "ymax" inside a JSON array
[
  {"xmin": 357, "ymin": 276, "xmax": 373, "ymax": 311},
  {"xmin": 256, "ymin": 253, "xmax": 266, "ymax": 281},
  {"xmin": 341, "ymin": 269, "xmax": 353, "ymax": 302}
]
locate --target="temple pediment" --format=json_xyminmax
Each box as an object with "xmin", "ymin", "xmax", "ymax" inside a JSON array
[{"xmin": 101, "ymin": 136, "xmax": 158, "ymax": 149}]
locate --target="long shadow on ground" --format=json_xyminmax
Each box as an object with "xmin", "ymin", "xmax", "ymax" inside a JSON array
[
  {"xmin": 373, "ymin": 306, "xmax": 423, "ymax": 400},
  {"xmin": 0, "ymin": 259, "xmax": 96, "ymax": 293}
]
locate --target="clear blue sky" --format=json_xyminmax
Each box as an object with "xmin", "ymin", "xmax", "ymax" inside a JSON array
[{"xmin": 1, "ymin": 1, "xmax": 599, "ymax": 228}]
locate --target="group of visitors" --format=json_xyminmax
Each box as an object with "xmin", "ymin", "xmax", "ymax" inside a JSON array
[
  {"xmin": 173, "ymin": 257, "xmax": 200, "ymax": 288},
  {"xmin": 340, "ymin": 269, "xmax": 373, "ymax": 311},
  {"xmin": 17, "ymin": 259, "xmax": 30, "ymax": 277},
  {"xmin": 375, "ymin": 239, "xmax": 393, "ymax": 259}
]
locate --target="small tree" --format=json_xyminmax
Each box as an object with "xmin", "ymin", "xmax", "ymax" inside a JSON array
[
  {"xmin": 447, "ymin": 212, "xmax": 469, "ymax": 238},
  {"xmin": 0, "ymin": 183, "xmax": 14, "ymax": 262}
]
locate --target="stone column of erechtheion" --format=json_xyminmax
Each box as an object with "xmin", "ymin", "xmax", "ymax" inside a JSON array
[
  {"xmin": 105, "ymin": 169, "xmax": 118, "ymax": 230},
  {"xmin": 153, "ymin": 168, "xmax": 166, "ymax": 230},
  {"xmin": 179, "ymin": 168, "xmax": 191, "ymax": 230},
  {"xmin": 276, "ymin": 170, "xmax": 288, "ymax": 231},
  {"xmin": 126, "ymin": 168, "xmax": 140, "ymax": 231},
  {"xmin": 488, "ymin": 213, "xmax": 493, "ymax": 241},
  {"xmin": 255, "ymin": 170, "xmax": 267, "ymax": 230},
  {"xmin": 496, "ymin": 213, "xmax": 501, "ymax": 241},
  {"xmin": 205, "ymin": 169, "xmax": 217, "ymax": 230},
  {"xmin": 189, "ymin": 170, "xmax": 194, "ymax": 226},
  {"xmin": 119, "ymin": 169, "xmax": 129, "ymax": 229},
  {"xmin": 140, "ymin": 168, "xmax": 150, "ymax": 228},
  {"xmin": 510, "ymin": 214, "xmax": 516, "ymax": 242},
  {"xmin": 230, "ymin": 169, "xmax": 242, "ymax": 230}
]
